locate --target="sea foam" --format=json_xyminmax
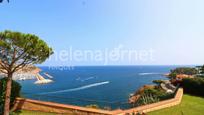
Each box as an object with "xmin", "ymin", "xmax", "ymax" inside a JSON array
[{"xmin": 138, "ymin": 73, "xmax": 161, "ymax": 75}]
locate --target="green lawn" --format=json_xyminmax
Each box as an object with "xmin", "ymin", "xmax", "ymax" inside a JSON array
[
  {"xmin": 19, "ymin": 110, "xmax": 57, "ymax": 115},
  {"xmin": 148, "ymin": 94, "xmax": 204, "ymax": 115}
]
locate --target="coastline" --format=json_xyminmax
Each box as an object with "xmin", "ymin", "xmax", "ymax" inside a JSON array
[{"xmin": 0, "ymin": 65, "xmax": 41, "ymax": 80}]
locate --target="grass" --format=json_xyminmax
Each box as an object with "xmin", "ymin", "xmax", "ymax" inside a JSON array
[
  {"xmin": 19, "ymin": 110, "xmax": 57, "ymax": 115},
  {"xmin": 148, "ymin": 94, "xmax": 204, "ymax": 115}
]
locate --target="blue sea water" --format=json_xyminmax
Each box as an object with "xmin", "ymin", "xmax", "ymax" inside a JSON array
[{"xmin": 18, "ymin": 66, "xmax": 179, "ymax": 109}]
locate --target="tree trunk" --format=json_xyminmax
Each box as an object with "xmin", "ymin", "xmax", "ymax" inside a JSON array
[{"xmin": 3, "ymin": 73, "xmax": 12, "ymax": 115}]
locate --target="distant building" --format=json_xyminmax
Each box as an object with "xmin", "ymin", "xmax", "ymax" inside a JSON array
[
  {"xmin": 195, "ymin": 66, "xmax": 202, "ymax": 73},
  {"xmin": 195, "ymin": 66, "xmax": 204, "ymax": 76}
]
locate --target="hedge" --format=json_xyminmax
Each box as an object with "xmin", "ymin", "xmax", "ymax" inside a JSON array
[
  {"xmin": 0, "ymin": 78, "xmax": 21, "ymax": 114},
  {"xmin": 182, "ymin": 77, "xmax": 204, "ymax": 97}
]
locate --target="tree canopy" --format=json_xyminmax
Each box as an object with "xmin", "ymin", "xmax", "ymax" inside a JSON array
[
  {"xmin": 0, "ymin": 30, "xmax": 53, "ymax": 74},
  {"xmin": 0, "ymin": 30, "xmax": 53, "ymax": 115}
]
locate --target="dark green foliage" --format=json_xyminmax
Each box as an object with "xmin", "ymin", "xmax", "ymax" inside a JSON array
[
  {"xmin": 144, "ymin": 88, "xmax": 174, "ymax": 100},
  {"xmin": 169, "ymin": 73, "xmax": 177, "ymax": 79},
  {"xmin": 133, "ymin": 87, "xmax": 174, "ymax": 107},
  {"xmin": 170, "ymin": 67, "xmax": 198, "ymax": 75},
  {"xmin": 152, "ymin": 80, "xmax": 164, "ymax": 85},
  {"xmin": 0, "ymin": 30, "xmax": 53, "ymax": 67},
  {"xmin": 135, "ymin": 93, "xmax": 160, "ymax": 106},
  {"xmin": 0, "ymin": 78, "xmax": 21, "ymax": 114},
  {"xmin": 182, "ymin": 77, "xmax": 204, "ymax": 97}
]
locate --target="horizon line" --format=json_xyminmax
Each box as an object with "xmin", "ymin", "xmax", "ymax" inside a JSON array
[{"xmin": 36, "ymin": 64, "xmax": 199, "ymax": 67}]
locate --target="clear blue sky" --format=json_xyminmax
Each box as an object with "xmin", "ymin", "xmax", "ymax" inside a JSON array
[{"xmin": 0, "ymin": 0, "xmax": 204, "ymax": 66}]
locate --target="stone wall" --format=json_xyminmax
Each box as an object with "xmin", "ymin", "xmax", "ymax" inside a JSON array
[
  {"xmin": 13, "ymin": 98, "xmax": 122, "ymax": 115},
  {"xmin": 13, "ymin": 88, "xmax": 183, "ymax": 115}
]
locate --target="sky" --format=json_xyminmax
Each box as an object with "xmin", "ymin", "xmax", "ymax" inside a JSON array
[{"xmin": 0, "ymin": 0, "xmax": 204, "ymax": 66}]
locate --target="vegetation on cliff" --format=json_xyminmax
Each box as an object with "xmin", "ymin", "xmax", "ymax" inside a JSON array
[
  {"xmin": 169, "ymin": 67, "xmax": 198, "ymax": 79},
  {"xmin": 130, "ymin": 82, "xmax": 175, "ymax": 107},
  {"xmin": 168, "ymin": 66, "xmax": 204, "ymax": 97}
]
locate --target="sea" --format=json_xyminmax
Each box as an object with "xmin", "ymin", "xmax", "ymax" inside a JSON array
[{"xmin": 18, "ymin": 66, "xmax": 182, "ymax": 109}]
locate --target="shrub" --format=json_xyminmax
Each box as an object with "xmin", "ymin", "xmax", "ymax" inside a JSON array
[
  {"xmin": 182, "ymin": 77, "xmax": 204, "ymax": 97},
  {"xmin": 144, "ymin": 88, "xmax": 174, "ymax": 100},
  {"xmin": 169, "ymin": 73, "xmax": 177, "ymax": 79},
  {"xmin": 135, "ymin": 93, "xmax": 159, "ymax": 106},
  {"xmin": 130, "ymin": 85, "xmax": 176, "ymax": 107},
  {"xmin": 134, "ymin": 85, "xmax": 155, "ymax": 95},
  {"xmin": 85, "ymin": 104, "xmax": 100, "ymax": 109},
  {"xmin": 0, "ymin": 78, "xmax": 21, "ymax": 114},
  {"xmin": 152, "ymin": 80, "xmax": 165, "ymax": 85}
]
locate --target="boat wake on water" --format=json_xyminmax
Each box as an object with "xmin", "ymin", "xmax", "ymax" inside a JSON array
[
  {"xmin": 38, "ymin": 81, "xmax": 110, "ymax": 95},
  {"xmin": 138, "ymin": 73, "xmax": 163, "ymax": 75},
  {"xmin": 81, "ymin": 76, "xmax": 96, "ymax": 82},
  {"xmin": 76, "ymin": 76, "xmax": 97, "ymax": 82}
]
